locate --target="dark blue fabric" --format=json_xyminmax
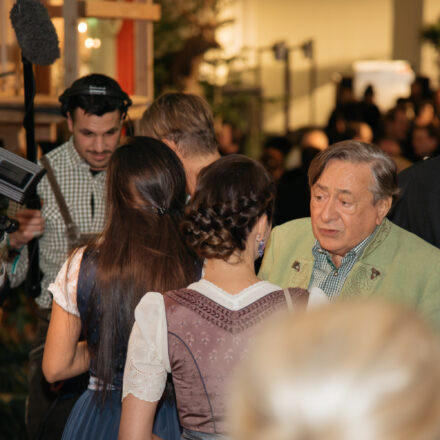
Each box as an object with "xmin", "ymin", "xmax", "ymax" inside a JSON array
[
  {"xmin": 67, "ymin": 248, "xmax": 181, "ymax": 439},
  {"xmin": 62, "ymin": 388, "xmax": 181, "ymax": 440},
  {"xmin": 62, "ymin": 390, "xmax": 120, "ymax": 440}
]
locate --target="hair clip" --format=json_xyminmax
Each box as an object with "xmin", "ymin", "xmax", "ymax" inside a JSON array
[{"xmin": 157, "ymin": 206, "xmax": 167, "ymax": 215}]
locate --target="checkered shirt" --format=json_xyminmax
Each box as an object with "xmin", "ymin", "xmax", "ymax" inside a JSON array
[
  {"xmin": 308, "ymin": 228, "xmax": 378, "ymax": 301},
  {"xmin": 7, "ymin": 138, "xmax": 107, "ymax": 309}
]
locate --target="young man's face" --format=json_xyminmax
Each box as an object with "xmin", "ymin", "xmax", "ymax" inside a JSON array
[{"xmin": 67, "ymin": 108, "xmax": 123, "ymax": 171}]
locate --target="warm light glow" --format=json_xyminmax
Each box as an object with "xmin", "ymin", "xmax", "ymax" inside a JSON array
[
  {"xmin": 84, "ymin": 38, "xmax": 94, "ymax": 49},
  {"xmin": 84, "ymin": 37, "xmax": 102, "ymax": 49},
  {"xmin": 214, "ymin": 64, "xmax": 229, "ymax": 87},
  {"xmin": 78, "ymin": 21, "xmax": 88, "ymax": 33}
]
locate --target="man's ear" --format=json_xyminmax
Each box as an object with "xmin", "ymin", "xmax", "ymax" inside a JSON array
[
  {"xmin": 376, "ymin": 196, "xmax": 392, "ymax": 225},
  {"xmin": 67, "ymin": 111, "xmax": 74, "ymax": 133},
  {"xmin": 161, "ymin": 138, "xmax": 177, "ymax": 152}
]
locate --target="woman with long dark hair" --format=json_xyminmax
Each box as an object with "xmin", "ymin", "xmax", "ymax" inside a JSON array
[
  {"xmin": 119, "ymin": 155, "xmax": 326, "ymax": 440},
  {"xmin": 42, "ymin": 137, "xmax": 196, "ymax": 439}
]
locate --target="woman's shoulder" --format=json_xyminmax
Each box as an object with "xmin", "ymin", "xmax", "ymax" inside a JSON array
[
  {"xmin": 68, "ymin": 246, "xmax": 87, "ymax": 270},
  {"xmin": 135, "ymin": 291, "xmax": 165, "ymax": 319}
]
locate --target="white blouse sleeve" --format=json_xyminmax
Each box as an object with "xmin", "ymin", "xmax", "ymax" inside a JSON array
[
  {"xmin": 48, "ymin": 247, "xmax": 86, "ymax": 317},
  {"xmin": 122, "ymin": 292, "xmax": 170, "ymax": 402}
]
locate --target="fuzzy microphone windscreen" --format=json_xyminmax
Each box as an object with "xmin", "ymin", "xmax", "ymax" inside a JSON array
[{"xmin": 10, "ymin": 0, "xmax": 60, "ymax": 65}]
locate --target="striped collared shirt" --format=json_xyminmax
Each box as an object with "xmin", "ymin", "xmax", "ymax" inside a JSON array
[
  {"xmin": 7, "ymin": 137, "xmax": 107, "ymax": 309},
  {"xmin": 308, "ymin": 227, "xmax": 378, "ymax": 300}
]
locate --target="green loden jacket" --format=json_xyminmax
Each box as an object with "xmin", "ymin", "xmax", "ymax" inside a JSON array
[{"xmin": 259, "ymin": 217, "xmax": 440, "ymax": 331}]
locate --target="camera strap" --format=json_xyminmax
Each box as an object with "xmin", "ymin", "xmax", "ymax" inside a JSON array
[{"xmin": 39, "ymin": 155, "xmax": 80, "ymax": 246}]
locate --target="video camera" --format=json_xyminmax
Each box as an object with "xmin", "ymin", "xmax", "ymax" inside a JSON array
[{"xmin": 0, "ymin": 147, "xmax": 46, "ymax": 240}]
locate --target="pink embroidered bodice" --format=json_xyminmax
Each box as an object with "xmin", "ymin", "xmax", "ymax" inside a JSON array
[{"xmin": 164, "ymin": 287, "xmax": 308, "ymax": 435}]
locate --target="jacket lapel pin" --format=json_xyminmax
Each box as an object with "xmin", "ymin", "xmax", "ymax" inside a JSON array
[
  {"xmin": 371, "ymin": 268, "xmax": 380, "ymax": 280},
  {"xmin": 292, "ymin": 261, "xmax": 301, "ymax": 272}
]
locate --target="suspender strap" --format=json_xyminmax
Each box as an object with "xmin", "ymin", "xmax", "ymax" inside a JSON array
[
  {"xmin": 283, "ymin": 288, "xmax": 294, "ymax": 311},
  {"xmin": 39, "ymin": 155, "xmax": 79, "ymax": 243}
]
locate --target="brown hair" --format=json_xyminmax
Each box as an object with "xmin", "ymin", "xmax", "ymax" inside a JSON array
[
  {"xmin": 141, "ymin": 92, "xmax": 218, "ymax": 158},
  {"xmin": 181, "ymin": 154, "xmax": 275, "ymax": 260},
  {"xmin": 84, "ymin": 136, "xmax": 197, "ymax": 402},
  {"xmin": 308, "ymin": 140, "xmax": 400, "ymax": 206},
  {"xmin": 230, "ymin": 300, "xmax": 440, "ymax": 440}
]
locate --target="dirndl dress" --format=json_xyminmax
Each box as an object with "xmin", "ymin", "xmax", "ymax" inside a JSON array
[
  {"xmin": 61, "ymin": 249, "xmax": 181, "ymax": 439},
  {"xmin": 62, "ymin": 379, "xmax": 181, "ymax": 440}
]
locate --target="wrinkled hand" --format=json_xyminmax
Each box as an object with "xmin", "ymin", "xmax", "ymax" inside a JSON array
[{"xmin": 8, "ymin": 209, "xmax": 44, "ymax": 249}]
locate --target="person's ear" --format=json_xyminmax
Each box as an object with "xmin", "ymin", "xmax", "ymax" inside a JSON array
[
  {"xmin": 256, "ymin": 214, "xmax": 269, "ymax": 237},
  {"xmin": 161, "ymin": 138, "xmax": 178, "ymax": 152},
  {"xmin": 67, "ymin": 111, "xmax": 74, "ymax": 133},
  {"xmin": 376, "ymin": 196, "xmax": 392, "ymax": 225}
]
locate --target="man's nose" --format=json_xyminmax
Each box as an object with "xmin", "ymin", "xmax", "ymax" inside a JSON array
[
  {"xmin": 95, "ymin": 136, "xmax": 104, "ymax": 152},
  {"xmin": 320, "ymin": 198, "xmax": 338, "ymax": 222}
]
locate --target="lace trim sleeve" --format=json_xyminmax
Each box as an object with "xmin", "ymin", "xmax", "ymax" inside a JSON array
[
  {"xmin": 48, "ymin": 247, "xmax": 86, "ymax": 317},
  {"xmin": 122, "ymin": 292, "xmax": 169, "ymax": 402}
]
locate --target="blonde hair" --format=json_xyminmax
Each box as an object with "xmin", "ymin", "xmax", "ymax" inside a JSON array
[
  {"xmin": 140, "ymin": 92, "xmax": 218, "ymax": 158},
  {"xmin": 230, "ymin": 300, "xmax": 440, "ymax": 440}
]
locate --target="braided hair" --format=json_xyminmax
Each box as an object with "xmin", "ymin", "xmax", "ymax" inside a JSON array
[{"xmin": 182, "ymin": 154, "xmax": 276, "ymax": 260}]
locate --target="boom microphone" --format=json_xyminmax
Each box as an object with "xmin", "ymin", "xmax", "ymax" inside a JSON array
[
  {"xmin": 9, "ymin": 0, "xmax": 59, "ymax": 300},
  {"xmin": 10, "ymin": 0, "xmax": 60, "ymax": 66}
]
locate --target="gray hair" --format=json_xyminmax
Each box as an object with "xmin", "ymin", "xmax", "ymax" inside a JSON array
[{"xmin": 308, "ymin": 140, "xmax": 400, "ymax": 206}]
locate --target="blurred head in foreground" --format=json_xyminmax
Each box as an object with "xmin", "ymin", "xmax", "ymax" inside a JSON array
[{"xmin": 230, "ymin": 300, "xmax": 440, "ymax": 440}]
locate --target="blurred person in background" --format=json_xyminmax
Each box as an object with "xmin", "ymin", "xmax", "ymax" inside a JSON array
[
  {"xmin": 413, "ymin": 100, "xmax": 438, "ymax": 127},
  {"xmin": 382, "ymin": 105, "xmax": 412, "ymax": 159},
  {"xmin": 326, "ymin": 78, "xmax": 361, "ymax": 144},
  {"xmin": 274, "ymin": 128, "xmax": 328, "ymax": 226},
  {"xmin": 259, "ymin": 136, "xmax": 292, "ymax": 183},
  {"xmin": 376, "ymin": 137, "xmax": 412, "ymax": 173},
  {"xmin": 345, "ymin": 121, "xmax": 374, "ymax": 144},
  {"xmin": 410, "ymin": 124, "xmax": 440, "ymax": 161},
  {"xmin": 359, "ymin": 84, "xmax": 381, "ymax": 138},
  {"xmin": 407, "ymin": 75, "xmax": 433, "ymax": 109},
  {"xmin": 216, "ymin": 121, "xmax": 243, "ymax": 156},
  {"xmin": 230, "ymin": 300, "xmax": 440, "ymax": 440}
]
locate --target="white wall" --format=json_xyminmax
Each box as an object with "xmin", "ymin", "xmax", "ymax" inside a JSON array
[{"xmin": 218, "ymin": 0, "xmax": 395, "ymax": 132}]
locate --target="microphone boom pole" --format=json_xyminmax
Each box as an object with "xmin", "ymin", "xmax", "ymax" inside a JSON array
[
  {"xmin": 10, "ymin": 0, "xmax": 60, "ymax": 299},
  {"xmin": 21, "ymin": 54, "xmax": 41, "ymax": 298},
  {"xmin": 22, "ymin": 55, "xmax": 36, "ymax": 163}
]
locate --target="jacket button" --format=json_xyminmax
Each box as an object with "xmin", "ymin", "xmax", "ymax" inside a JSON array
[{"xmin": 292, "ymin": 261, "xmax": 301, "ymax": 271}]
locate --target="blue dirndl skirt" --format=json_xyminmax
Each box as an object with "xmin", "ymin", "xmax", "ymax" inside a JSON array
[{"xmin": 62, "ymin": 387, "xmax": 181, "ymax": 440}]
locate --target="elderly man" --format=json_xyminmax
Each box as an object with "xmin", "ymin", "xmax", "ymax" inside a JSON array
[{"xmin": 259, "ymin": 140, "xmax": 440, "ymax": 329}]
